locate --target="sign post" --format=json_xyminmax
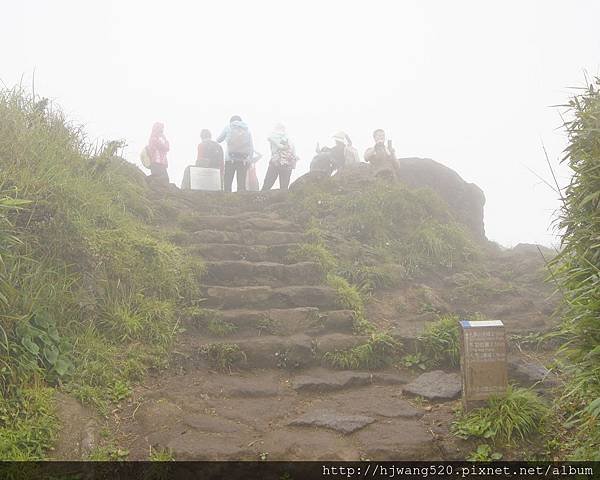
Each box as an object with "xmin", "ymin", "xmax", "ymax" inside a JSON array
[{"xmin": 460, "ymin": 319, "xmax": 508, "ymax": 411}]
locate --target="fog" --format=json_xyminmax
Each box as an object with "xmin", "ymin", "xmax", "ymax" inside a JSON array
[{"xmin": 3, "ymin": 0, "xmax": 599, "ymax": 247}]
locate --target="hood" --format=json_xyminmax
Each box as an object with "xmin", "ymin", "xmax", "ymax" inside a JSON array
[{"xmin": 230, "ymin": 120, "xmax": 249, "ymax": 130}]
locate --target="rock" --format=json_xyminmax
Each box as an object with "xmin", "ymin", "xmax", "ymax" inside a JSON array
[
  {"xmin": 403, "ymin": 370, "xmax": 462, "ymax": 401},
  {"xmin": 396, "ymin": 157, "xmax": 486, "ymax": 241},
  {"xmin": 511, "ymin": 243, "xmax": 555, "ymax": 257},
  {"xmin": 292, "ymin": 371, "xmax": 373, "ymax": 393},
  {"xmin": 370, "ymin": 372, "xmax": 411, "ymax": 385},
  {"xmin": 363, "ymin": 401, "xmax": 422, "ymax": 419},
  {"xmin": 288, "ymin": 411, "xmax": 375, "ymax": 434},
  {"xmin": 204, "ymin": 260, "xmax": 322, "ymax": 287},
  {"xmin": 508, "ymin": 357, "xmax": 560, "ymax": 388}
]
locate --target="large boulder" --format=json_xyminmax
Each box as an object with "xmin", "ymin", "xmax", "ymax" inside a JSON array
[
  {"xmin": 292, "ymin": 159, "xmax": 486, "ymax": 241},
  {"xmin": 396, "ymin": 158, "xmax": 486, "ymax": 241}
]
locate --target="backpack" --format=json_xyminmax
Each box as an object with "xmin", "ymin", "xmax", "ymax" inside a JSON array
[
  {"xmin": 273, "ymin": 141, "xmax": 297, "ymax": 168},
  {"xmin": 140, "ymin": 146, "xmax": 151, "ymax": 169},
  {"xmin": 228, "ymin": 124, "xmax": 252, "ymax": 155}
]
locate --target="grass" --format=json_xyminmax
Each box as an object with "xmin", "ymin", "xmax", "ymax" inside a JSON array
[
  {"xmin": 452, "ymin": 386, "xmax": 549, "ymax": 445},
  {"xmin": 289, "ymin": 243, "xmax": 338, "ymax": 273},
  {"xmin": 416, "ymin": 314, "xmax": 461, "ymax": 368},
  {"xmin": 285, "ymin": 179, "xmax": 479, "ymax": 278},
  {"xmin": 0, "ymin": 386, "xmax": 58, "ymax": 460},
  {"xmin": 205, "ymin": 317, "xmax": 237, "ymax": 337},
  {"xmin": 149, "ymin": 447, "xmax": 174, "ymax": 461},
  {"xmin": 0, "ymin": 87, "xmax": 204, "ymax": 456},
  {"xmin": 203, "ymin": 343, "xmax": 246, "ymax": 372},
  {"xmin": 322, "ymin": 333, "xmax": 400, "ymax": 370},
  {"xmin": 547, "ymin": 77, "xmax": 600, "ymax": 459}
]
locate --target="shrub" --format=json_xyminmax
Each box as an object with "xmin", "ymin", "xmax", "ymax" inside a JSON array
[
  {"xmin": 0, "ymin": 87, "xmax": 205, "ymax": 455},
  {"xmin": 323, "ymin": 333, "xmax": 400, "ymax": 370},
  {"xmin": 417, "ymin": 315, "xmax": 461, "ymax": 368},
  {"xmin": 203, "ymin": 343, "xmax": 246, "ymax": 372},
  {"xmin": 549, "ymin": 77, "xmax": 600, "ymax": 459},
  {"xmin": 452, "ymin": 387, "xmax": 549, "ymax": 444}
]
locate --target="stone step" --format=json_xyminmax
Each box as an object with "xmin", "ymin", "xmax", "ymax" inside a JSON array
[
  {"xmin": 192, "ymin": 230, "xmax": 301, "ymax": 246},
  {"xmin": 290, "ymin": 368, "xmax": 411, "ymax": 393},
  {"xmin": 179, "ymin": 189, "xmax": 289, "ymax": 214},
  {"xmin": 186, "ymin": 307, "xmax": 355, "ymax": 336},
  {"xmin": 189, "ymin": 243, "xmax": 300, "ymax": 263},
  {"xmin": 181, "ymin": 215, "xmax": 299, "ymax": 233},
  {"xmin": 199, "ymin": 285, "xmax": 340, "ymax": 310},
  {"xmin": 194, "ymin": 333, "xmax": 368, "ymax": 369},
  {"xmin": 203, "ymin": 260, "xmax": 323, "ymax": 286}
]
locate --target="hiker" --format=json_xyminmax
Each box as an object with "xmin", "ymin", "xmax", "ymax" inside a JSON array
[
  {"xmin": 246, "ymin": 151, "xmax": 263, "ymax": 191},
  {"xmin": 147, "ymin": 122, "xmax": 170, "ymax": 183},
  {"xmin": 262, "ymin": 123, "xmax": 298, "ymax": 191},
  {"xmin": 196, "ymin": 129, "xmax": 224, "ymax": 188},
  {"xmin": 216, "ymin": 115, "xmax": 254, "ymax": 192},
  {"xmin": 309, "ymin": 131, "xmax": 351, "ymax": 175},
  {"xmin": 344, "ymin": 134, "xmax": 361, "ymax": 168},
  {"xmin": 364, "ymin": 129, "xmax": 400, "ymax": 179}
]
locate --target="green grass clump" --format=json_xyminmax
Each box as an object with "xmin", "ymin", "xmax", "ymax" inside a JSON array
[
  {"xmin": 289, "ymin": 243, "xmax": 338, "ymax": 273},
  {"xmin": 149, "ymin": 447, "xmax": 174, "ymax": 461},
  {"xmin": 0, "ymin": 387, "xmax": 58, "ymax": 460},
  {"xmin": 286, "ymin": 178, "xmax": 479, "ymax": 278},
  {"xmin": 452, "ymin": 387, "xmax": 549, "ymax": 444},
  {"xmin": 204, "ymin": 343, "xmax": 246, "ymax": 372},
  {"xmin": 206, "ymin": 317, "xmax": 237, "ymax": 337},
  {"xmin": 417, "ymin": 314, "xmax": 461, "ymax": 368},
  {"xmin": 323, "ymin": 333, "xmax": 399, "ymax": 370},
  {"xmin": 327, "ymin": 273, "xmax": 364, "ymax": 317}
]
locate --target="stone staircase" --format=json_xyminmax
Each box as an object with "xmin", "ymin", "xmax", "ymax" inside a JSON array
[
  {"xmin": 171, "ymin": 205, "xmax": 369, "ymax": 371},
  {"xmin": 114, "ymin": 193, "xmax": 468, "ymax": 461}
]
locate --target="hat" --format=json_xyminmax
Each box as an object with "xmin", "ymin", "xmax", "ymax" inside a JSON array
[{"xmin": 332, "ymin": 131, "xmax": 348, "ymax": 146}]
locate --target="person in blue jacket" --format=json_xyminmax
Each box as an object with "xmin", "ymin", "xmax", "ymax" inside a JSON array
[{"xmin": 216, "ymin": 115, "xmax": 254, "ymax": 192}]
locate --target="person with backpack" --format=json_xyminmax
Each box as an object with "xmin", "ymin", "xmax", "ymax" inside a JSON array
[
  {"xmin": 146, "ymin": 122, "xmax": 170, "ymax": 183},
  {"xmin": 216, "ymin": 115, "xmax": 254, "ymax": 192},
  {"xmin": 196, "ymin": 129, "xmax": 224, "ymax": 188},
  {"xmin": 364, "ymin": 128, "xmax": 400, "ymax": 179},
  {"xmin": 262, "ymin": 123, "xmax": 298, "ymax": 191}
]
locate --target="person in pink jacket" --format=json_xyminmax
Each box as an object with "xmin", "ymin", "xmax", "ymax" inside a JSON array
[{"xmin": 148, "ymin": 122, "xmax": 170, "ymax": 183}]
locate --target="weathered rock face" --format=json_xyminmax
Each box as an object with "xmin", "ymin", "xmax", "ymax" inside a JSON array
[{"xmin": 396, "ymin": 158, "xmax": 486, "ymax": 241}]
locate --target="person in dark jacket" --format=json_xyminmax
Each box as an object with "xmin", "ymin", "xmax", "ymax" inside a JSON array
[
  {"xmin": 196, "ymin": 129, "xmax": 224, "ymax": 188},
  {"xmin": 364, "ymin": 129, "xmax": 400, "ymax": 179}
]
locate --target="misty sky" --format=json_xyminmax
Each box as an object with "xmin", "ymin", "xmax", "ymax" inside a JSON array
[{"xmin": 3, "ymin": 1, "xmax": 600, "ymax": 247}]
